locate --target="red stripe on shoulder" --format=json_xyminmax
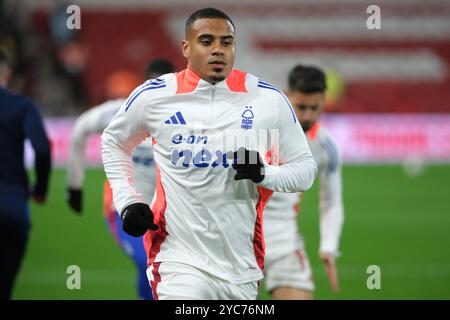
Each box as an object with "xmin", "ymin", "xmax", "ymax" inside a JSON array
[
  {"xmin": 176, "ymin": 68, "xmax": 201, "ymax": 94},
  {"xmin": 226, "ymin": 69, "xmax": 248, "ymax": 93}
]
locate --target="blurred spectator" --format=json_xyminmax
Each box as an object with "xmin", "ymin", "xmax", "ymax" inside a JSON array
[
  {"xmin": 0, "ymin": 1, "xmax": 28, "ymax": 94},
  {"xmin": 50, "ymin": 2, "xmax": 88, "ymax": 109},
  {"xmin": 50, "ymin": 2, "xmax": 76, "ymax": 47}
]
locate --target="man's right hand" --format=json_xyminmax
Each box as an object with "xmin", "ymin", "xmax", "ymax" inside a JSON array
[
  {"xmin": 121, "ymin": 203, "xmax": 158, "ymax": 237},
  {"xmin": 31, "ymin": 184, "xmax": 47, "ymax": 205},
  {"xmin": 67, "ymin": 188, "xmax": 82, "ymax": 214},
  {"xmin": 31, "ymin": 192, "xmax": 46, "ymax": 204}
]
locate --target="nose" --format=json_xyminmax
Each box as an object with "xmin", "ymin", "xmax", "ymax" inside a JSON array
[
  {"xmin": 211, "ymin": 41, "xmax": 224, "ymax": 56},
  {"xmin": 302, "ymin": 109, "xmax": 313, "ymax": 121}
]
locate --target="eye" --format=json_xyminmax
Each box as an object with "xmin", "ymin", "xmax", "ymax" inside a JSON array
[
  {"xmin": 200, "ymin": 39, "xmax": 211, "ymax": 46},
  {"xmin": 222, "ymin": 40, "xmax": 232, "ymax": 46},
  {"xmin": 298, "ymin": 105, "xmax": 307, "ymax": 111}
]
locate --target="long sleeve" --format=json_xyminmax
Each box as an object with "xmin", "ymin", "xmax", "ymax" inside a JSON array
[
  {"xmin": 318, "ymin": 138, "xmax": 344, "ymax": 256},
  {"xmin": 258, "ymin": 94, "xmax": 317, "ymax": 193},
  {"xmin": 24, "ymin": 101, "xmax": 52, "ymax": 196},
  {"xmin": 101, "ymin": 95, "xmax": 151, "ymax": 214},
  {"xmin": 67, "ymin": 100, "xmax": 122, "ymax": 189}
]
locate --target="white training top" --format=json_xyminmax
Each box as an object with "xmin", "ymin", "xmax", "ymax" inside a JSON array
[
  {"xmin": 101, "ymin": 68, "xmax": 317, "ymax": 284},
  {"xmin": 67, "ymin": 99, "xmax": 156, "ymax": 205},
  {"xmin": 264, "ymin": 123, "xmax": 344, "ymax": 259}
]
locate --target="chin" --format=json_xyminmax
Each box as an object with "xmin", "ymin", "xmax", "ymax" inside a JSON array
[{"xmin": 209, "ymin": 71, "xmax": 226, "ymax": 83}]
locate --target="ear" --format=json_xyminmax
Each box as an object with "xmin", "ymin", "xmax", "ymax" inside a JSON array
[{"xmin": 181, "ymin": 40, "xmax": 190, "ymax": 58}]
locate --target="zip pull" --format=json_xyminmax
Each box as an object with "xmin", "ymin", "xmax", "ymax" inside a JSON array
[{"xmin": 211, "ymin": 86, "xmax": 216, "ymax": 103}]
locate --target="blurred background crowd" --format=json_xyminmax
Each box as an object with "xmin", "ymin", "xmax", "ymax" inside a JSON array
[{"xmin": 2, "ymin": 0, "xmax": 449, "ymax": 116}]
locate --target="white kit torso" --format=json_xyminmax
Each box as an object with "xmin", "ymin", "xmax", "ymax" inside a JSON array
[
  {"xmin": 264, "ymin": 123, "xmax": 344, "ymax": 260},
  {"xmin": 102, "ymin": 68, "xmax": 317, "ymax": 284}
]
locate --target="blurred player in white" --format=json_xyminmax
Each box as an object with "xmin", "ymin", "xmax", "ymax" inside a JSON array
[
  {"xmin": 264, "ymin": 65, "xmax": 344, "ymax": 300},
  {"xmin": 66, "ymin": 59, "xmax": 174, "ymax": 299},
  {"xmin": 101, "ymin": 8, "xmax": 317, "ymax": 300}
]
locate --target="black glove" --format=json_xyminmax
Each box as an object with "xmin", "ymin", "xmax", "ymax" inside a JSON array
[
  {"xmin": 67, "ymin": 188, "xmax": 82, "ymax": 214},
  {"xmin": 120, "ymin": 203, "xmax": 158, "ymax": 237},
  {"xmin": 230, "ymin": 147, "xmax": 265, "ymax": 183},
  {"xmin": 31, "ymin": 185, "xmax": 47, "ymax": 204}
]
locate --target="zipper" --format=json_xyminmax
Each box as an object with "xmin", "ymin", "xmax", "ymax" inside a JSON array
[{"xmin": 211, "ymin": 86, "xmax": 216, "ymax": 126}]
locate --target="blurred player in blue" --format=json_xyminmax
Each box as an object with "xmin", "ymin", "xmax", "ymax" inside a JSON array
[
  {"xmin": 0, "ymin": 49, "xmax": 52, "ymax": 299},
  {"xmin": 66, "ymin": 59, "xmax": 174, "ymax": 300}
]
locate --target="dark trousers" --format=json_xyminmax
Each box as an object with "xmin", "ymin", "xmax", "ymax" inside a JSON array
[
  {"xmin": 0, "ymin": 194, "xmax": 30, "ymax": 300},
  {"xmin": 0, "ymin": 218, "xmax": 29, "ymax": 300}
]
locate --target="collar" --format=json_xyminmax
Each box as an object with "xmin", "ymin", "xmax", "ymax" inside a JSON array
[
  {"xmin": 176, "ymin": 66, "xmax": 247, "ymax": 94},
  {"xmin": 307, "ymin": 122, "xmax": 321, "ymax": 140}
]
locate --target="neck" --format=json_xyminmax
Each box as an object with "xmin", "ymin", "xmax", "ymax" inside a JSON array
[{"xmin": 186, "ymin": 65, "xmax": 224, "ymax": 85}]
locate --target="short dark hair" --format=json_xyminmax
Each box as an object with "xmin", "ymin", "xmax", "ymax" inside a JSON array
[
  {"xmin": 288, "ymin": 65, "xmax": 327, "ymax": 94},
  {"xmin": 145, "ymin": 59, "xmax": 174, "ymax": 78},
  {"xmin": 185, "ymin": 7, "xmax": 235, "ymax": 36}
]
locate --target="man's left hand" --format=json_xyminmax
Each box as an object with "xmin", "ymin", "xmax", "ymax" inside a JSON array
[
  {"xmin": 229, "ymin": 147, "xmax": 265, "ymax": 183},
  {"xmin": 320, "ymin": 251, "xmax": 340, "ymax": 293}
]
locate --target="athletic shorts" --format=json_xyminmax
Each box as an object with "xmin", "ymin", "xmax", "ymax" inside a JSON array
[
  {"xmin": 264, "ymin": 247, "xmax": 314, "ymax": 292},
  {"xmin": 147, "ymin": 261, "xmax": 258, "ymax": 300}
]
